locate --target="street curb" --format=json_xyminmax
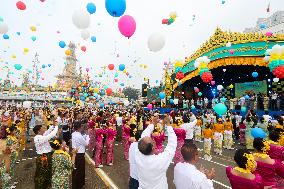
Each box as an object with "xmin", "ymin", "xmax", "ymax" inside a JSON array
[{"xmin": 85, "ymin": 153, "xmax": 120, "ymax": 189}]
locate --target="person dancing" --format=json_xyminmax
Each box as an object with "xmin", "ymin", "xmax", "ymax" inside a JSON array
[
  {"xmin": 213, "ymin": 118, "xmax": 224, "ymax": 155},
  {"xmin": 226, "ymin": 149, "xmax": 263, "ymax": 188},
  {"xmin": 94, "ymin": 123, "xmax": 106, "ymax": 167},
  {"xmin": 223, "ymin": 118, "xmax": 234, "ymax": 150},
  {"xmin": 106, "ymin": 122, "xmax": 117, "ymax": 166},
  {"xmin": 203, "ymin": 123, "xmax": 213, "ymax": 161}
]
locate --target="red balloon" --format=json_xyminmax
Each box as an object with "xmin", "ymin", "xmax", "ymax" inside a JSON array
[
  {"xmin": 106, "ymin": 88, "xmax": 112, "ymax": 96},
  {"xmin": 162, "ymin": 19, "xmax": 168, "ymax": 24},
  {"xmin": 81, "ymin": 46, "xmax": 86, "ymax": 52},
  {"xmin": 272, "ymin": 66, "xmax": 284, "ymax": 79},
  {"xmin": 114, "ymin": 79, "xmax": 118, "ymax": 82},
  {"xmin": 194, "ymin": 88, "xmax": 199, "ymax": 93},
  {"xmin": 201, "ymin": 72, "xmax": 213, "ymax": 83},
  {"xmin": 108, "ymin": 64, "xmax": 115, "ymax": 70},
  {"xmin": 176, "ymin": 71, "xmax": 185, "ymax": 80},
  {"xmin": 16, "ymin": 1, "xmax": 26, "ymax": 10}
]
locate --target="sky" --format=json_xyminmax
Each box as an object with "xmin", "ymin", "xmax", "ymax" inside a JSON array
[{"xmin": 0, "ymin": 0, "xmax": 283, "ymax": 90}]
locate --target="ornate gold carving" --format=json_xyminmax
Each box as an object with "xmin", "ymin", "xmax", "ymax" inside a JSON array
[{"xmin": 184, "ymin": 28, "xmax": 284, "ymax": 64}]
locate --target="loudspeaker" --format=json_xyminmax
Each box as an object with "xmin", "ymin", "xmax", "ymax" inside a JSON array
[{"xmin": 142, "ymin": 84, "xmax": 148, "ymax": 97}]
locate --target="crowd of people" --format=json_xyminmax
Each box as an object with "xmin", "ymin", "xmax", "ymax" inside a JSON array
[{"xmin": 0, "ymin": 104, "xmax": 283, "ymax": 189}]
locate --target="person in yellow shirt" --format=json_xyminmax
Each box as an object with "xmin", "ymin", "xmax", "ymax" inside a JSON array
[
  {"xmin": 224, "ymin": 118, "xmax": 234, "ymax": 150},
  {"xmin": 213, "ymin": 118, "xmax": 224, "ymax": 155},
  {"xmin": 203, "ymin": 123, "xmax": 213, "ymax": 161},
  {"xmin": 194, "ymin": 116, "xmax": 203, "ymax": 142}
]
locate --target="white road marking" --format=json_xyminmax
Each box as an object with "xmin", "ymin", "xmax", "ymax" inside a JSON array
[
  {"xmin": 85, "ymin": 153, "xmax": 119, "ymax": 189},
  {"xmin": 200, "ymin": 157, "xmax": 227, "ymax": 167},
  {"xmin": 212, "ymin": 179, "xmax": 232, "ymax": 189}
]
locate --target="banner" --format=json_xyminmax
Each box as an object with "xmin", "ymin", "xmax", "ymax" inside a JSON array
[{"xmin": 235, "ymin": 80, "xmax": 267, "ymax": 98}]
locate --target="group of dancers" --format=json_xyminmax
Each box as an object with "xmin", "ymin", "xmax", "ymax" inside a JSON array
[{"xmin": 0, "ymin": 104, "xmax": 284, "ymax": 189}]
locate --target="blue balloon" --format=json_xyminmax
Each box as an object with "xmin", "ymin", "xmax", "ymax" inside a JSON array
[
  {"xmin": 220, "ymin": 97, "xmax": 227, "ymax": 102},
  {"xmin": 42, "ymin": 64, "xmax": 46, "ymax": 69},
  {"xmin": 178, "ymin": 81, "xmax": 181, "ymax": 86},
  {"xmin": 31, "ymin": 36, "xmax": 36, "ymax": 41},
  {"xmin": 3, "ymin": 34, "xmax": 9, "ymax": 39},
  {"xmin": 120, "ymin": 83, "xmax": 124, "ymax": 86},
  {"xmin": 80, "ymin": 96, "xmax": 86, "ymax": 101},
  {"xmin": 241, "ymin": 106, "xmax": 247, "ymax": 112},
  {"xmin": 213, "ymin": 103, "xmax": 227, "ymax": 115},
  {"xmin": 170, "ymin": 99, "xmax": 174, "ymax": 104},
  {"xmin": 119, "ymin": 64, "xmax": 125, "ymax": 71},
  {"xmin": 86, "ymin": 3, "xmax": 96, "ymax": 14},
  {"xmin": 221, "ymin": 0, "xmax": 225, "ymax": 4},
  {"xmin": 100, "ymin": 102, "xmax": 105, "ymax": 108},
  {"xmin": 244, "ymin": 95, "xmax": 250, "ymax": 100},
  {"xmin": 159, "ymin": 92, "xmax": 165, "ymax": 99},
  {"xmin": 105, "ymin": 0, "xmax": 126, "ymax": 17},
  {"xmin": 48, "ymin": 64, "xmax": 51, "ymax": 67},
  {"xmin": 191, "ymin": 105, "xmax": 196, "ymax": 110},
  {"xmin": 101, "ymin": 91, "xmax": 105, "ymax": 95},
  {"xmin": 91, "ymin": 36, "xmax": 96, "ymax": 42},
  {"xmin": 198, "ymin": 92, "xmax": 202, "ymax": 96},
  {"xmin": 16, "ymin": 32, "xmax": 21, "ymax": 35},
  {"xmin": 260, "ymin": 23, "xmax": 266, "ymax": 29},
  {"xmin": 59, "ymin": 41, "xmax": 66, "ymax": 48},
  {"xmin": 251, "ymin": 127, "xmax": 266, "ymax": 138},
  {"xmin": 252, "ymin": 71, "xmax": 258, "ymax": 78},
  {"xmin": 84, "ymin": 93, "xmax": 88, "ymax": 97}
]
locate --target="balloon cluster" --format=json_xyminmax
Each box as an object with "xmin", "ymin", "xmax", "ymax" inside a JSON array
[
  {"xmin": 162, "ymin": 12, "xmax": 177, "ymax": 25},
  {"xmin": 264, "ymin": 44, "xmax": 284, "ymax": 79},
  {"xmin": 194, "ymin": 56, "xmax": 213, "ymax": 83},
  {"xmin": 174, "ymin": 60, "xmax": 183, "ymax": 72}
]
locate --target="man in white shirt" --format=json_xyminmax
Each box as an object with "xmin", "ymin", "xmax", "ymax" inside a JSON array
[
  {"xmin": 181, "ymin": 118, "xmax": 197, "ymax": 144},
  {"xmin": 262, "ymin": 111, "xmax": 272, "ymax": 123},
  {"xmin": 129, "ymin": 130, "xmax": 142, "ymax": 189},
  {"xmin": 72, "ymin": 121, "xmax": 90, "ymax": 189},
  {"xmin": 189, "ymin": 112, "xmax": 196, "ymax": 122},
  {"xmin": 116, "ymin": 113, "xmax": 123, "ymax": 141},
  {"xmin": 135, "ymin": 115, "xmax": 177, "ymax": 189},
  {"xmin": 174, "ymin": 143, "xmax": 215, "ymax": 189},
  {"xmin": 33, "ymin": 123, "xmax": 58, "ymax": 189}
]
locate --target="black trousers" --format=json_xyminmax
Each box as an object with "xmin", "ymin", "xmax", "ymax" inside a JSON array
[
  {"xmin": 129, "ymin": 177, "xmax": 139, "ymax": 189},
  {"xmin": 72, "ymin": 153, "xmax": 85, "ymax": 189},
  {"xmin": 116, "ymin": 126, "xmax": 122, "ymax": 142}
]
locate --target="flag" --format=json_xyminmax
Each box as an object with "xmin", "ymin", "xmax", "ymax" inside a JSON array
[{"xmin": 266, "ymin": 3, "xmax": 270, "ymax": 12}]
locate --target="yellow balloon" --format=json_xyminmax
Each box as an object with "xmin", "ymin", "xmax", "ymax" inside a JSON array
[
  {"xmin": 94, "ymin": 88, "xmax": 99, "ymax": 93},
  {"xmin": 174, "ymin": 61, "xmax": 183, "ymax": 67},
  {"xmin": 270, "ymin": 53, "xmax": 281, "ymax": 61},
  {"xmin": 30, "ymin": 26, "xmax": 36, "ymax": 32},
  {"xmin": 139, "ymin": 64, "xmax": 143, "ymax": 67},
  {"xmin": 23, "ymin": 48, "xmax": 29, "ymax": 53},
  {"xmin": 123, "ymin": 70, "xmax": 127, "ymax": 73},
  {"xmin": 144, "ymin": 65, "xmax": 147, "ymax": 69},
  {"xmin": 65, "ymin": 49, "xmax": 71, "ymax": 56},
  {"xmin": 199, "ymin": 62, "xmax": 207, "ymax": 69},
  {"xmin": 229, "ymin": 84, "xmax": 234, "ymax": 89},
  {"xmin": 11, "ymin": 54, "xmax": 16, "ymax": 59}
]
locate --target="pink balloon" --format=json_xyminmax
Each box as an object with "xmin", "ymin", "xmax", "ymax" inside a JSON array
[
  {"xmin": 229, "ymin": 49, "xmax": 234, "ymax": 54},
  {"xmin": 118, "ymin": 15, "xmax": 136, "ymax": 38},
  {"xmin": 211, "ymin": 80, "xmax": 215, "ymax": 85},
  {"xmin": 266, "ymin": 31, "xmax": 273, "ymax": 37},
  {"xmin": 147, "ymin": 103, "xmax": 153, "ymax": 110},
  {"xmin": 86, "ymin": 68, "xmax": 89, "ymax": 72}
]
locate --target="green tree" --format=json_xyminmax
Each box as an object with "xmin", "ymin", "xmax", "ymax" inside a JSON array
[{"xmin": 122, "ymin": 87, "xmax": 139, "ymax": 100}]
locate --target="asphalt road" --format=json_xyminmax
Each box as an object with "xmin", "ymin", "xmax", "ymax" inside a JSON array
[
  {"xmin": 94, "ymin": 139, "xmax": 243, "ymax": 189},
  {"xmin": 12, "ymin": 138, "xmax": 242, "ymax": 189}
]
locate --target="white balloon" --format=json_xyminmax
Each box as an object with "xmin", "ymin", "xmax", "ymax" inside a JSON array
[
  {"xmin": 148, "ymin": 33, "xmax": 165, "ymax": 52},
  {"xmin": 226, "ymin": 42, "xmax": 231, "ymax": 47},
  {"xmin": 81, "ymin": 29, "xmax": 90, "ymax": 40},
  {"xmin": 263, "ymin": 56, "xmax": 270, "ymax": 62},
  {"xmin": 0, "ymin": 22, "xmax": 8, "ymax": 34},
  {"xmin": 273, "ymin": 78, "xmax": 279, "ymax": 82},
  {"xmin": 124, "ymin": 100, "xmax": 130, "ymax": 106},
  {"xmin": 72, "ymin": 10, "xmax": 90, "ymax": 29},
  {"xmin": 217, "ymin": 85, "xmax": 223, "ymax": 90},
  {"xmin": 223, "ymin": 69, "xmax": 226, "ymax": 72},
  {"xmin": 173, "ymin": 99, "xmax": 179, "ymax": 105}
]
